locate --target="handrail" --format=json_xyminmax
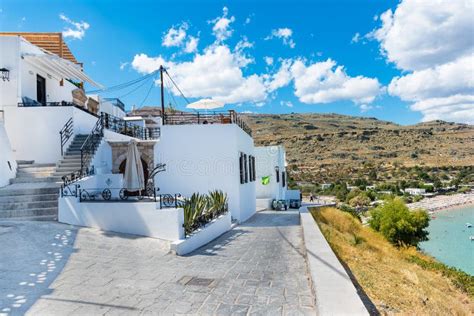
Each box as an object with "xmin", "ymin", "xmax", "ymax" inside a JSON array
[
  {"xmin": 80, "ymin": 115, "xmax": 104, "ymax": 176},
  {"xmin": 18, "ymin": 101, "xmax": 99, "ymax": 118},
  {"xmin": 59, "ymin": 117, "xmax": 73, "ymax": 156},
  {"xmin": 102, "ymin": 112, "xmax": 160, "ymax": 140},
  {"xmin": 163, "ymin": 110, "xmax": 252, "ymax": 136}
]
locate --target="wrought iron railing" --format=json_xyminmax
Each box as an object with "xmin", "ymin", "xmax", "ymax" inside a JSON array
[
  {"xmin": 163, "ymin": 110, "xmax": 252, "ymax": 136},
  {"xmin": 18, "ymin": 101, "xmax": 99, "ymax": 117},
  {"xmin": 59, "ymin": 117, "xmax": 73, "ymax": 156},
  {"xmin": 102, "ymin": 113, "xmax": 160, "ymax": 140},
  {"xmin": 80, "ymin": 116, "xmax": 104, "ymax": 176}
]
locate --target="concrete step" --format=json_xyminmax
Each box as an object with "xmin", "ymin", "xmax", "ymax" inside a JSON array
[
  {"xmin": 0, "ymin": 193, "xmax": 58, "ymax": 203},
  {"xmin": 0, "ymin": 207, "xmax": 58, "ymax": 219},
  {"xmin": 17, "ymin": 164, "xmax": 56, "ymax": 170},
  {"xmin": 17, "ymin": 171, "xmax": 55, "ymax": 177},
  {"xmin": 0, "ymin": 200, "xmax": 58, "ymax": 210},
  {"xmin": 10, "ymin": 178, "xmax": 56, "ymax": 184},
  {"xmin": 0, "ymin": 186, "xmax": 59, "ymax": 197},
  {"xmin": 3, "ymin": 214, "xmax": 58, "ymax": 221}
]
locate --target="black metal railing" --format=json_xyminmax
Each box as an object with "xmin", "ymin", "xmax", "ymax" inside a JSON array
[
  {"xmin": 18, "ymin": 101, "xmax": 99, "ymax": 117},
  {"xmin": 59, "ymin": 117, "xmax": 74, "ymax": 156},
  {"xmin": 80, "ymin": 117, "xmax": 104, "ymax": 176},
  {"xmin": 102, "ymin": 113, "xmax": 160, "ymax": 140},
  {"xmin": 60, "ymin": 183, "xmax": 80, "ymax": 198},
  {"xmin": 163, "ymin": 110, "xmax": 252, "ymax": 137}
]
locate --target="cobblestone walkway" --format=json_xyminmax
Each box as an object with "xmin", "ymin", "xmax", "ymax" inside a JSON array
[{"xmin": 0, "ymin": 211, "xmax": 315, "ymax": 315}]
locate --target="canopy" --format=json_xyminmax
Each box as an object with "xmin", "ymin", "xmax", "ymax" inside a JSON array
[
  {"xmin": 186, "ymin": 98, "xmax": 225, "ymax": 110},
  {"xmin": 22, "ymin": 53, "xmax": 103, "ymax": 88},
  {"xmin": 123, "ymin": 139, "xmax": 145, "ymax": 191}
]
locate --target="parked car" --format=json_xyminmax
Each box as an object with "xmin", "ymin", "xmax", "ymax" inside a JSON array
[{"xmin": 272, "ymin": 199, "xmax": 288, "ymax": 211}]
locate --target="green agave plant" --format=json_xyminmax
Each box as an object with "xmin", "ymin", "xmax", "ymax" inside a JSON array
[{"xmin": 182, "ymin": 190, "xmax": 228, "ymax": 236}]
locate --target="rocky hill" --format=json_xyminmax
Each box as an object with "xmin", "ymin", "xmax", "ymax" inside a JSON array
[{"xmin": 245, "ymin": 113, "xmax": 474, "ymax": 184}]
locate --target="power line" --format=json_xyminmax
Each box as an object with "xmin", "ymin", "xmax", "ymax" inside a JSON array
[
  {"xmin": 86, "ymin": 69, "xmax": 159, "ymax": 94},
  {"xmin": 116, "ymin": 75, "xmax": 155, "ymax": 99},
  {"xmin": 164, "ymin": 69, "xmax": 190, "ymax": 104},
  {"xmin": 138, "ymin": 72, "xmax": 158, "ymax": 108}
]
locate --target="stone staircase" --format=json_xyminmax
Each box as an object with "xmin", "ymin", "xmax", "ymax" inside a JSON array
[{"xmin": 0, "ymin": 134, "xmax": 89, "ymax": 221}]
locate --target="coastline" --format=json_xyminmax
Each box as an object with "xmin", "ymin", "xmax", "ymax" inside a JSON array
[{"xmin": 407, "ymin": 192, "xmax": 474, "ymax": 213}]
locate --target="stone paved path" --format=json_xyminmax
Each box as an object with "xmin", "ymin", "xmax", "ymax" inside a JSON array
[{"xmin": 0, "ymin": 211, "xmax": 316, "ymax": 315}]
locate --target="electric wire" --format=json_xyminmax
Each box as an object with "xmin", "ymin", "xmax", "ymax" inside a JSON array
[{"xmin": 164, "ymin": 69, "xmax": 190, "ymax": 104}]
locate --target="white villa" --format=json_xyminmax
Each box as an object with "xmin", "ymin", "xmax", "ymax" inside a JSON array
[{"xmin": 0, "ymin": 32, "xmax": 298, "ymax": 255}]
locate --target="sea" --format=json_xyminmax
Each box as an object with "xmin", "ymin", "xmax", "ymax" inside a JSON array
[{"xmin": 419, "ymin": 204, "xmax": 474, "ymax": 275}]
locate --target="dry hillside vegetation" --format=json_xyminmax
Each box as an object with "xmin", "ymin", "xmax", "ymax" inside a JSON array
[
  {"xmin": 246, "ymin": 114, "xmax": 474, "ymax": 183},
  {"xmin": 311, "ymin": 207, "xmax": 473, "ymax": 315}
]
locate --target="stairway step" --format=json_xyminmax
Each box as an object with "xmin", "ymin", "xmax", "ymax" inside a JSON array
[
  {"xmin": 0, "ymin": 193, "xmax": 58, "ymax": 203},
  {"xmin": 16, "ymin": 160, "xmax": 35, "ymax": 165},
  {"xmin": 0, "ymin": 207, "xmax": 58, "ymax": 219},
  {"xmin": 0, "ymin": 187, "xmax": 59, "ymax": 197},
  {"xmin": 0, "ymin": 200, "xmax": 58, "ymax": 210},
  {"xmin": 18, "ymin": 164, "xmax": 56, "ymax": 169},
  {"xmin": 10, "ymin": 177, "xmax": 57, "ymax": 184},
  {"xmin": 4, "ymin": 214, "xmax": 58, "ymax": 221}
]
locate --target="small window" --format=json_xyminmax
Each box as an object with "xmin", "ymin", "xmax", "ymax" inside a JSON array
[
  {"xmin": 276, "ymin": 168, "xmax": 280, "ymax": 183},
  {"xmin": 282, "ymin": 171, "xmax": 286, "ymax": 187},
  {"xmin": 239, "ymin": 153, "xmax": 244, "ymax": 184},
  {"xmin": 250, "ymin": 156, "xmax": 256, "ymax": 182},
  {"xmin": 244, "ymin": 154, "xmax": 248, "ymax": 183}
]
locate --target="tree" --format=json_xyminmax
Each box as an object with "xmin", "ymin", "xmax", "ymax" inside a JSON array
[
  {"xmin": 349, "ymin": 194, "xmax": 371, "ymax": 209},
  {"xmin": 369, "ymin": 198, "xmax": 430, "ymax": 247}
]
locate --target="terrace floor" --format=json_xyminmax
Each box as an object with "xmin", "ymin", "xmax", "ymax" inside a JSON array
[{"xmin": 0, "ymin": 211, "xmax": 316, "ymax": 315}]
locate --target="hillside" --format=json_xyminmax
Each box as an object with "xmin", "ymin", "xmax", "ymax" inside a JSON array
[
  {"xmin": 310, "ymin": 207, "xmax": 473, "ymax": 315},
  {"xmin": 246, "ymin": 113, "xmax": 474, "ymax": 184}
]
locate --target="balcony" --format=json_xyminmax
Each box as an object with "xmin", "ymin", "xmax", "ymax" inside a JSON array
[
  {"xmin": 163, "ymin": 110, "xmax": 252, "ymax": 137},
  {"xmin": 18, "ymin": 100, "xmax": 99, "ymax": 117}
]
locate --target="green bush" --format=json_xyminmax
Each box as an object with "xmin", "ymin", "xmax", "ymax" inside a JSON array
[
  {"xmin": 369, "ymin": 198, "xmax": 430, "ymax": 247},
  {"xmin": 183, "ymin": 190, "xmax": 229, "ymax": 236}
]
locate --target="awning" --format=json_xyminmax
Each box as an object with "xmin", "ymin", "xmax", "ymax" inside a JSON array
[{"xmin": 22, "ymin": 53, "xmax": 103, "ymax": 88}]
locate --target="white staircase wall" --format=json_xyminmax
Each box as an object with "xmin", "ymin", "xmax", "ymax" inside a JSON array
[
  {"xmin": 0, "ymin": 121, "xmax": 17, "ymax": 187},
  {"xmin": 3, "ymin": 106, "xmax": 98, "ymax": 164}
]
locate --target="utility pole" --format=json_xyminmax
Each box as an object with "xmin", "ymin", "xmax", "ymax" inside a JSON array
[{"xmin": 160, "ymin": 65, "xmax": 165, "ymax": 124}]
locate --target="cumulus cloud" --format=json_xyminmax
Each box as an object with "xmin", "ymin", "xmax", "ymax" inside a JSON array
[
  {"xmin": 264, "ymin": 56, "xmax": 274, "ymax": 66},
  {"xmin": 233, "ymin": 37, "xmax": 254, "ymax": 67},
  {"xmin": 184, "ymin": 36, "xmax": 199, "ymax": 53},
  {"xmin": 162, "ymin": 23, "xmax": 188, "ymax": 47},
  {"xmin": 132, "ymin": 45, "xmax": 266, "ymax": 104},
  {"xmin": 264, "ymin": 59, "xmax": 293, "ymax": 92},
  {"xmin": 209, "ymin": 7, "xmax": 235, "ymax": 42},
  {"xmin": 265, "ymin": 28, "xmax": 295, "ymax": 48},
  {"xmin": 290, "ymin": 59, "xmax": 382, "ymax": 104},
  {"xmin": 372, "ymin": 0, "xmax": 474, "ymax": 123},
  {"xmin": 59, "ymin": 14, "xmax": 89, "ymax": 40}
]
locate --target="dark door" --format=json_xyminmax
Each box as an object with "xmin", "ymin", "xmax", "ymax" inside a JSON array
[{"xmin": 36, "ymin": 75, "xmax": 46, "ymax": 105}]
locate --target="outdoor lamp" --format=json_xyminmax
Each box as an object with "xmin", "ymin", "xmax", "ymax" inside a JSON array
[
  {"xmin": 0, "ymin": 68, "xmax": 10, "ymax": 81},
  {"xmin": 274, "ymin": 166, "xmax": 280, "ymax": 172}
]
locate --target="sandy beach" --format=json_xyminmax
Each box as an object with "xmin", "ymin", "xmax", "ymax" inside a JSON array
[{"xmin": 408, "ymin": 192, "xmax": 474, "ymax": 212}]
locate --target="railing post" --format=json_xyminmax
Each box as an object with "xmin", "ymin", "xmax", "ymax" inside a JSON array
[{"xmin": 197, "ymin": 112, "xmax": 200, "ymax": 124}]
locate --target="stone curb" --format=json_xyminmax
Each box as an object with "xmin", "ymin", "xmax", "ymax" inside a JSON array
[{"xmin": 299, "ymin": 205, "xmax": 369, "ymax": 316}]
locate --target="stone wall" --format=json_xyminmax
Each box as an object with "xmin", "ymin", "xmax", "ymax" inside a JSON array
[{"xmin": 108, "ymin": 141, "xmax": 156, "ymax": 173}]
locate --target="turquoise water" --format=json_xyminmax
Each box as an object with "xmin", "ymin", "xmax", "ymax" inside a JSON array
[{"xmin": 419, "ymin": 205, "xmax": 474, "ymax": 275}]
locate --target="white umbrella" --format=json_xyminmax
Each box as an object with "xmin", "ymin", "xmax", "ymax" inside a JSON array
[
  {"xmin": 186, "ymin": 99, "xmax": 225, "ymax": 110},
  {"xmin": 123, "ymin": 139, "xmax": 145, "ymax": 192}
]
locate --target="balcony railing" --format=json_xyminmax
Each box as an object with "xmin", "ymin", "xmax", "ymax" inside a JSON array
[
  {"xmin": 102, "ymin": 113, "xmax": 160, "ymax": 140},
  {"xmin": 164, "ymin": 110, "xmax": 252, "ymax": 137},
  {"xmin": 18, "ymin": 101, "xmax": 99, "ymax": 117}
]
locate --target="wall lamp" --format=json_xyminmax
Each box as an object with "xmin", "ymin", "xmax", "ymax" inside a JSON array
[{"xmin": 0, "ymin": 68, "xmax": 10, "ymax": 81}]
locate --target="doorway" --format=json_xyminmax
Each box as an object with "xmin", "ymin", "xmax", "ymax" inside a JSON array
[{"xmin": 36, "ymin": 74, "xmax": 46, "ymax": 105}]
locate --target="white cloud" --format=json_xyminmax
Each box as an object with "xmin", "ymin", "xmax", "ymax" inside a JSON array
[
  {"xmin": 351, "ymin": 32, "xmax": 360, "ymax": 43},
  {"xmin": 290, "ymin": 59, "xmax": 382, "ymax": 104},
  {"xmin": 280, "ymin": 100, "xmax": 293, "ymax": 108},
  {"xmin": 162, "ymin": 23, "xmax": 188, "ymax": 47},
  {"xmin": 184, "ymin": 36, "xmax": 199, "ymax": 53},
  {"xmin": 264, "ymin": 56, "xmax": 274, "ymax": 66},
  {"xmin": 265, "ymin": 28, "xmax": 296, "ymax": 48},
  {"xmin": 264, "ymin": 59, "xmax": 293, "ymax": 92},
  {"xmin": 234, "ymin": 37, "xmax": 254, "ymax": 67},
  {"xmin": 119, "ymin": 62, "xmax": 129, "ymax": 71},
  {"xmin": 131, "ymin": 45, "xmax": 267, "ymax": 104},
  {"xmin": 372, "ymin": 0, "xmax": 474, "ymax": 123},
  {"xmin": 59, "ymin": 14, "xmax": 89, "ymax": 40},
  {"xmin": 209, "ymin": 7, "xmax": 235, "ymax": 42},
  {"xmin": 370, "ymin": 0, "xmax": 473, "ymax": 71}
]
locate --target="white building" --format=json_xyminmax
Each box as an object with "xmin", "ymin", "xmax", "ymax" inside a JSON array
[
  {"xmin": 255, "ymin": 145, "xmax": 287, "ymax": 209},
  {"xmin": 404, "ymin": 188, "xmax": 426, "ymax": 196}
]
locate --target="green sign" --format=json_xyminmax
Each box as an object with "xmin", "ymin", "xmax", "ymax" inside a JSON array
[{"xmin": 261, "ymin": 176, "xmax": 270, "ymax": 185}]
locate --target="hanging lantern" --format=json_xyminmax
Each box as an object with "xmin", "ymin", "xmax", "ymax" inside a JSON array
[{"xmin": 0, "ymin": 68, "xmax": 10, "ymax": 81}]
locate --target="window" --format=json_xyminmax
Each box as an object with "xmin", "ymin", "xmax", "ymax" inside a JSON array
[
  {"xmin": 250, "ymin": 156, "xmax": 256, "ymax": 182},
  {"xmin": 282, "ymin": 171, "xmax": 286, "ymax": 187},
  {"xmin": 244, "ymin": 154, "xmax": 248, "ymax": 183},
  {"xmin": 276, "ymin": 168, "xmax": 280, "ymax": 183},
  {"xmin": 239, "ymin": 153, "xmax": 244, "ymax": 184},
  {"xmin": 36, "ymin": 74, "xmax": 46, "ymax": 105}
]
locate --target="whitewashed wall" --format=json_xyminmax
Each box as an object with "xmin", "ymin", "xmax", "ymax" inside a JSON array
[
  {"xmin": 3, "ymin": 106, "xmax": 98, "ymax": 164},
  {"xmin": 255, "ymin": 146, "xmax": 287, "ymax": 201},
  {"xmin": 99, "ymin": 99, "xmax": 126, "ymax": 118},
  {"xmin": 154, "ymin": 124, "xmax": 256, "ymax": 223},
  {"xmin": 0, "ymin": 36, "xmax": 21, "ymax": 110},
  {"xmin": 0, "ymin": 120, "xmax": 17, "ymax": 187}
]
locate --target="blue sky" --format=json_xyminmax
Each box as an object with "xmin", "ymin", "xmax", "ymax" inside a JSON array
[{"xmin": 1, "ymin": 0, "xmax": 473, "ymax": 125}]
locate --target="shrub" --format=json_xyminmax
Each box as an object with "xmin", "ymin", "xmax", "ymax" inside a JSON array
[
  {"xmin": 369, "ymin": 198, "xmax": 430, "ymax": 247},
  {"xmin": 183, "ymin": 190, "xmax": 229, "ymax": 236}
]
